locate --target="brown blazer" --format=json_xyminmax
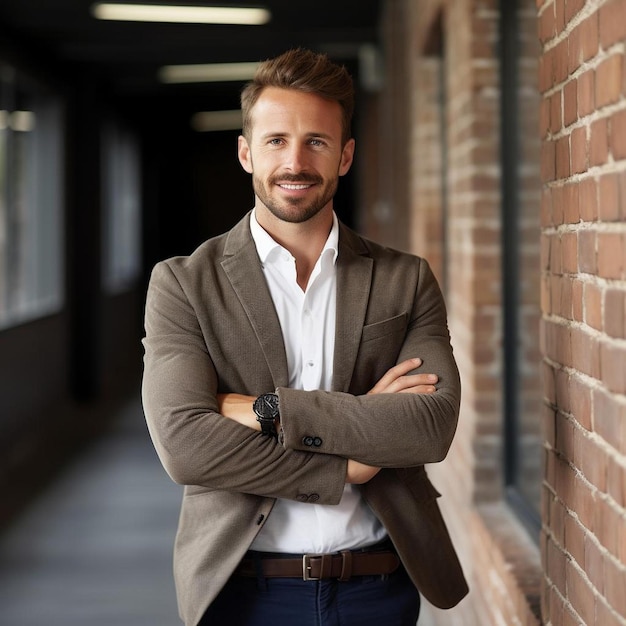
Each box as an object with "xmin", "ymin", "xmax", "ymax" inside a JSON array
[{"xmin": 142, "ymin": 212, "xmax": 469, "ymax": 625}]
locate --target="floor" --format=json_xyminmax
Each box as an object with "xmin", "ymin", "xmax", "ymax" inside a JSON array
[
  {"xmin": 0, "ymin": 397, "xmax": 182, "ymax": 626},
  {"xmin": 0, "ymin": 396, "xmax": 437, "ymax": 626}
]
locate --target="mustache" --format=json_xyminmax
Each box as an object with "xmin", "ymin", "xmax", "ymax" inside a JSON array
[{"xmin": 270, "ymin": 173, "xmax": 323, "ymax": 185}]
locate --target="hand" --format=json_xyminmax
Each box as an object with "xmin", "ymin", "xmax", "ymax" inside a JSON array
[
  {"xmin": 350, "ymin": 358, "xmax": 437, "ymax": 484},
  {"xmin": 217, "ymin": 393, "xmax": 259, "ymax": 430},
  {"xmin": 367, "ymin": 358, "xmax": 438, "ymax": 395},
  {"xmin": 346, "ymin": 459, "xmax": 381, "ymax": 484}
]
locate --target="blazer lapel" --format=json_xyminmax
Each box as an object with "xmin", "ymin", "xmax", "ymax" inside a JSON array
[
  {"xmin": 220, "ymin": 214, "xmax": 290, "ymax": 388},
  {"xmin": 333, "ymin": 225, "xmax": 373, "ymax": 393}
]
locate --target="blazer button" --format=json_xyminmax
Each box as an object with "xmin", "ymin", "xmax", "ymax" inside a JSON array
[
  {"xmin": 296, "ymin": 494, "xmax": 309, "ymax": 502},
  {"xmin": 308, "ymin": 494, "xmax": 320, "ymax": 502},
  {"xmin": 313, "ymin": 437, "xmax": 322, "ymax": 447},
  {"xmin": 302, "ymin": 436, "xmax": 314, "ymax": 447}
]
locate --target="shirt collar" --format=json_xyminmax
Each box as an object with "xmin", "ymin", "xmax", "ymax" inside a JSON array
[{"xmin": 250, "ymin": 209, "xmax": 339, "ymax": 265}]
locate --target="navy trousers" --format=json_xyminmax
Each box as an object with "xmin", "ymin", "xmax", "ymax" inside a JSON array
[{"xmin": 199, "ymin": 562, "xmax": 420, "ymax": 626}]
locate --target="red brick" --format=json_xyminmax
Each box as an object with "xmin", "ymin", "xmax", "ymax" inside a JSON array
[
  {"xmin": 579, "ymin": 177, "xmax": 598, "ymax": 221},
  {"xmin": 553, "ymin": 185, "xmax": 565, "ymax": 226},
  {"xmin": 580, "ymin": 435, "xmax": 608, "ymax": 493},
  {"xmin": 571, "ymin": 326, "xmax": 599, "ymax": 378},
  {"xmin": 563, "ymin": 80, "xmax": 577, "ymax": 127},
  {"xmin": 551, "ymin": 90, "xmax": 563, "ymax": 133},
  {"xmin": 597, "ymin": 232, "xmax": 624, "ymax": 278},
  {"xmin": 566, "ymin": 557, "xmax": 595, "ymax": 624},
  {"xmin": 610, "ymin": 107, "xmax": 626, "ymax": 161},
  {"xmin": 542, "ymin": 140, "xmax": 557, "ymax": 182},
  {"xmin": 577, "ymin": 68, "xmax": 594, "ymax": 117},
  {"xmin": 539, "ymin": 2, "xmax": 556, "ymax": 44},
  {"xmin": 584, "ymin": 281, "xmax": 602, "ymax": 330},
  {"xmin": 542, "ymin": 187, "xmax": 554, "ymax": 226},
  {"xmin": 565, "ymin": 513, "xmax": 585, "ymax": 564},
  {"xmin": 604, "ymin": 289, "xmax": 626, "ymax": 338},
  {"xmin": 599, "ymin": 172, "xmax": 620, "ymax": 221},
  {"xmin": 569, "ymin": 375, "xmax": 592, "ymax": 430},
  {"xmin": 563, "ymin": 183, "xmax": 580, "ymax": 224},
  {"xmin": 605, "ymin": 553, "xmax": 626, "ymax": 616},
  {"xmin": 540, "ymin": 49, "xmax": 555, "ymax": 94},
  {"xmin": 590, "ymin": 117, "xmax": 609, "ymax": 166},
  {"xmin": 599, "ymin": 0, "xmax": 626, "ymax": 49},
  {"xmin": 579, "ymin": 11, "xmax": 600, "ymax": 62},
  {"xmin": 593, "ymin": 387, "xmax": 626, "ymax": 453},
  {"xmin": 554, "ymin": 39, "xmax": 569, "ymax": 84},
  {"xmin": 570, "ymin": 126, "xmax": 587, "ymax": 173},
  {"xmin": 556, "ymin": 135, "xmax": 571, "ymax": 178},
  {"xmin": 540, "ymin": 97, "xmax": 551, "ymax": 138},
  {"xmin": 561, "ymin": 232, "xmax": 578, "ymax": 273},
  {"xmin": 596, "ymin": 55, "xmax": 623, "ymax": 108},
  {"xmin": 600, "ymin": 340, "xmax": 626, "ymax": 394},
  {"xmin": 577, "ymin": 229, "xmax": 596, "ymax": 273},
  {"xmin": 584, "ymin": 534, "xmax": 605, "ymax": 593},
  {"xmin": 572, "ymin": 278, "xmax": 583, "ymax": 321},
  {"xmin": 607, "ymin": 457, "xmax": 626, "ymax": 507}
]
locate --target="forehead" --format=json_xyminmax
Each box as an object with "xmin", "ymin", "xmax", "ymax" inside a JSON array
[{"xmin": 249, "ymin": 87, "xmax": 343, "ymax": 138}]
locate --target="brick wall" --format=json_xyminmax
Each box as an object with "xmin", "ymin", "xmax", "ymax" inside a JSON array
[
  {"xmin": 360, "ymin": 1, "xmax": 626, "ymax": 624},
  {"xmin": 538, "ymin": 0, "xmax": 626, "ymax": 624}
]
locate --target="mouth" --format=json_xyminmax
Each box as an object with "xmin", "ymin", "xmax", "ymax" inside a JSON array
[{"xmin": 278, "ymin": 183, "xmax": 314, "ymax": 190}]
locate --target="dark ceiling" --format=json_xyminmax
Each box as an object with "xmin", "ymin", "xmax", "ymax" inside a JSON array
[{"xmin": 0, "ymin": 0, "xmax": 382, "ymax": 112}]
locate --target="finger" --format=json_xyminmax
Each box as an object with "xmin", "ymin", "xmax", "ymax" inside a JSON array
[
  {"xmin": 368, "ymin": 358, "xmax": 422, "ymax": 394},
  {"xmin": 389, "ymin": 373, "xmax": 438, "ymax": 391},
  {"xmin": 397, "ymin": 384, "xmax": 437, "ymax": 394}
]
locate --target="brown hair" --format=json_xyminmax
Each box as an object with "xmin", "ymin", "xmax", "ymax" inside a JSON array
[{"xmin": 240, "ymin": 48, "xmax": 354, "ymax": 144}]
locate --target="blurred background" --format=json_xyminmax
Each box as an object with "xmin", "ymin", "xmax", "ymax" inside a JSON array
[{"xmin": 1, "ymin": 2, "xmax": 625, "ymax": 626}]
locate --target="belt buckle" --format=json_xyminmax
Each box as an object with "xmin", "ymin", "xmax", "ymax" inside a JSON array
[{"xmin": 302, "ymin": 554, "xmax": 319, "ymax": 581}]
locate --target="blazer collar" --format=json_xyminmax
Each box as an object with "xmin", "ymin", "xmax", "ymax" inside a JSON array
[{"xmin": 221, "ymin": 211, "xmax": 374, "ymax": 393}]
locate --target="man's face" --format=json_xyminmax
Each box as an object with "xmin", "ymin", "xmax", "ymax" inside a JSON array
[{"xmin": 238, "ymin": 87, "xmax": 354, "ymax": 224}]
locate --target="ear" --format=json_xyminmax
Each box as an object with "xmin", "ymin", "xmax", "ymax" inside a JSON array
[
  {"xmin": 339, "ymin": 138, "xmax": 355, "ymax": 176},
  {"xmin": 237, "ymin": 135, "xmax": 253, "ymax": 173}
]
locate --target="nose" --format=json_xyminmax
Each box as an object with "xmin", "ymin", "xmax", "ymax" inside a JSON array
[{"xmin": 284, "ymin": 143, "xmax": 308, "ymax": 172}]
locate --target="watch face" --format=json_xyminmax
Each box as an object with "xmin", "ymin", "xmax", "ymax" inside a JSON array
[{"xmin": 254, "ymin": 393, "xmax": 279, "ymax": 419}]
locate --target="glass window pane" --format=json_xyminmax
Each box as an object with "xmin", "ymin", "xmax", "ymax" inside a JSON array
[{"xmin": 0, "ymin": 65, "xmax": 64, "ymax": 329}]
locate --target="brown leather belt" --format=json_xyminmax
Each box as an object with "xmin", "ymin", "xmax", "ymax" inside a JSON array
[{"xmin": 236, "ymin": 549, "xmax": 400, "ymax": 582}]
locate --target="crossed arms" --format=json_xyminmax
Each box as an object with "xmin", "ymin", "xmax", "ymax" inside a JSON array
[
  {"xmin": 218, "ymin": 358, "xmax": 439, "ymax": 484},
  {"xmin": 142, "ymin": 255, "xmax": 461, "ymax": 505}
]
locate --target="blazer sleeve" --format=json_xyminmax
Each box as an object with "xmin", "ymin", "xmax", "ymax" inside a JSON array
[
  {"xmin": 278, "ymin": 258, "xmax": 461, "ymax": 468},
  {"xmin": 141, "ymin": 260, "xmax": 347, "ymax": 504}
]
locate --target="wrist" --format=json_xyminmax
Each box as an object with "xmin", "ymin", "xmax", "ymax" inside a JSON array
[{"xmin": 253, "ymin": 392, "xmax": 280, "ymax": 439}]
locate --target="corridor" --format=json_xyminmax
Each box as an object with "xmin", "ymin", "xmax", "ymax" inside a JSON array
[{"xmin": 0, "ymin": 397, "xmax": 181, "ymax": 625}]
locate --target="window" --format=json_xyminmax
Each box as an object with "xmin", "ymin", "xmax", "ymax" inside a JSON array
[
  {"xmin": 500, "ymin": 0, "xmax": 543, "ymax": 534},
  {"xmin": 0, "ymin": 65, "xmax": 64, "ymax": 329},
  {"xmin": 101, "ymin": 121, "xmax": 142, "ymax": 293}
]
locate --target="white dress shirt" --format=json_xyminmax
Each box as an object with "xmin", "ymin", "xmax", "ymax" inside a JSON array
[{"xmin": 248, "ymin": 210, "xmax": 387, "ymax": 554}]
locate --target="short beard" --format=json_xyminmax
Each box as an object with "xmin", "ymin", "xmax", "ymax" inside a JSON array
[{"xmin": 252, "ymin": 173, "xmax": 338, "ymax": 224}]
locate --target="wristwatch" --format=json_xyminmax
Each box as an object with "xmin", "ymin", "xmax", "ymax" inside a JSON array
[{"xmin": 253, "ymin": 392, "xmax": 280, "ymax": 439}]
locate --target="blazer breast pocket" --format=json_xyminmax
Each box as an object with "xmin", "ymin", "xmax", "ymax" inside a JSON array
[
  {"xmin": 361, "ymin": 312, "xmax": 407, "ymax": 344},
  {"xmin": 357, "ymin": 313, "xmax": 408, "ymax": 384}
]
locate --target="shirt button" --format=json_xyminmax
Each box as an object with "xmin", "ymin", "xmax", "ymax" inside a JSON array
[{"xmin": 306, "ymin": 360, "xmax": 315, "ymax": 367}]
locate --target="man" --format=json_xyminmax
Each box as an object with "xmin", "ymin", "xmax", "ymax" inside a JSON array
[{"xmin": 142, "ymin": 48, "xmax": 468, "ymax": 626}]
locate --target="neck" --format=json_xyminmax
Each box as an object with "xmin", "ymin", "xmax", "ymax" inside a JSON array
[{"xmin": 255, "ymin": 205, "xmax": 333, "ymax": 290}]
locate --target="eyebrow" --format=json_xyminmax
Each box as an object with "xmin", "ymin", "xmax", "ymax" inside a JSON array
[{"xmin": 258, "ymin": 131, "xmax": 334, "ymax": 141}]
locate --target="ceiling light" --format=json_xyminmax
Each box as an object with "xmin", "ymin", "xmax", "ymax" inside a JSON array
[
  {"xmin": 91, "ymin": 3, "xmax": 271, "ymax": 25},
  {"xmin": 191, "ymin": 110, "xmax": 243, "ymax": 132},
  {"xmin": 159, "ymin": 62, "xmax": 259, "ymax": 84}
]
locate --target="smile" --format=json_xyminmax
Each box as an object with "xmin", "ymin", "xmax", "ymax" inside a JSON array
[{"xmin": 279, "ymin": 183, "xmax": 313, "ymax": 190}]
